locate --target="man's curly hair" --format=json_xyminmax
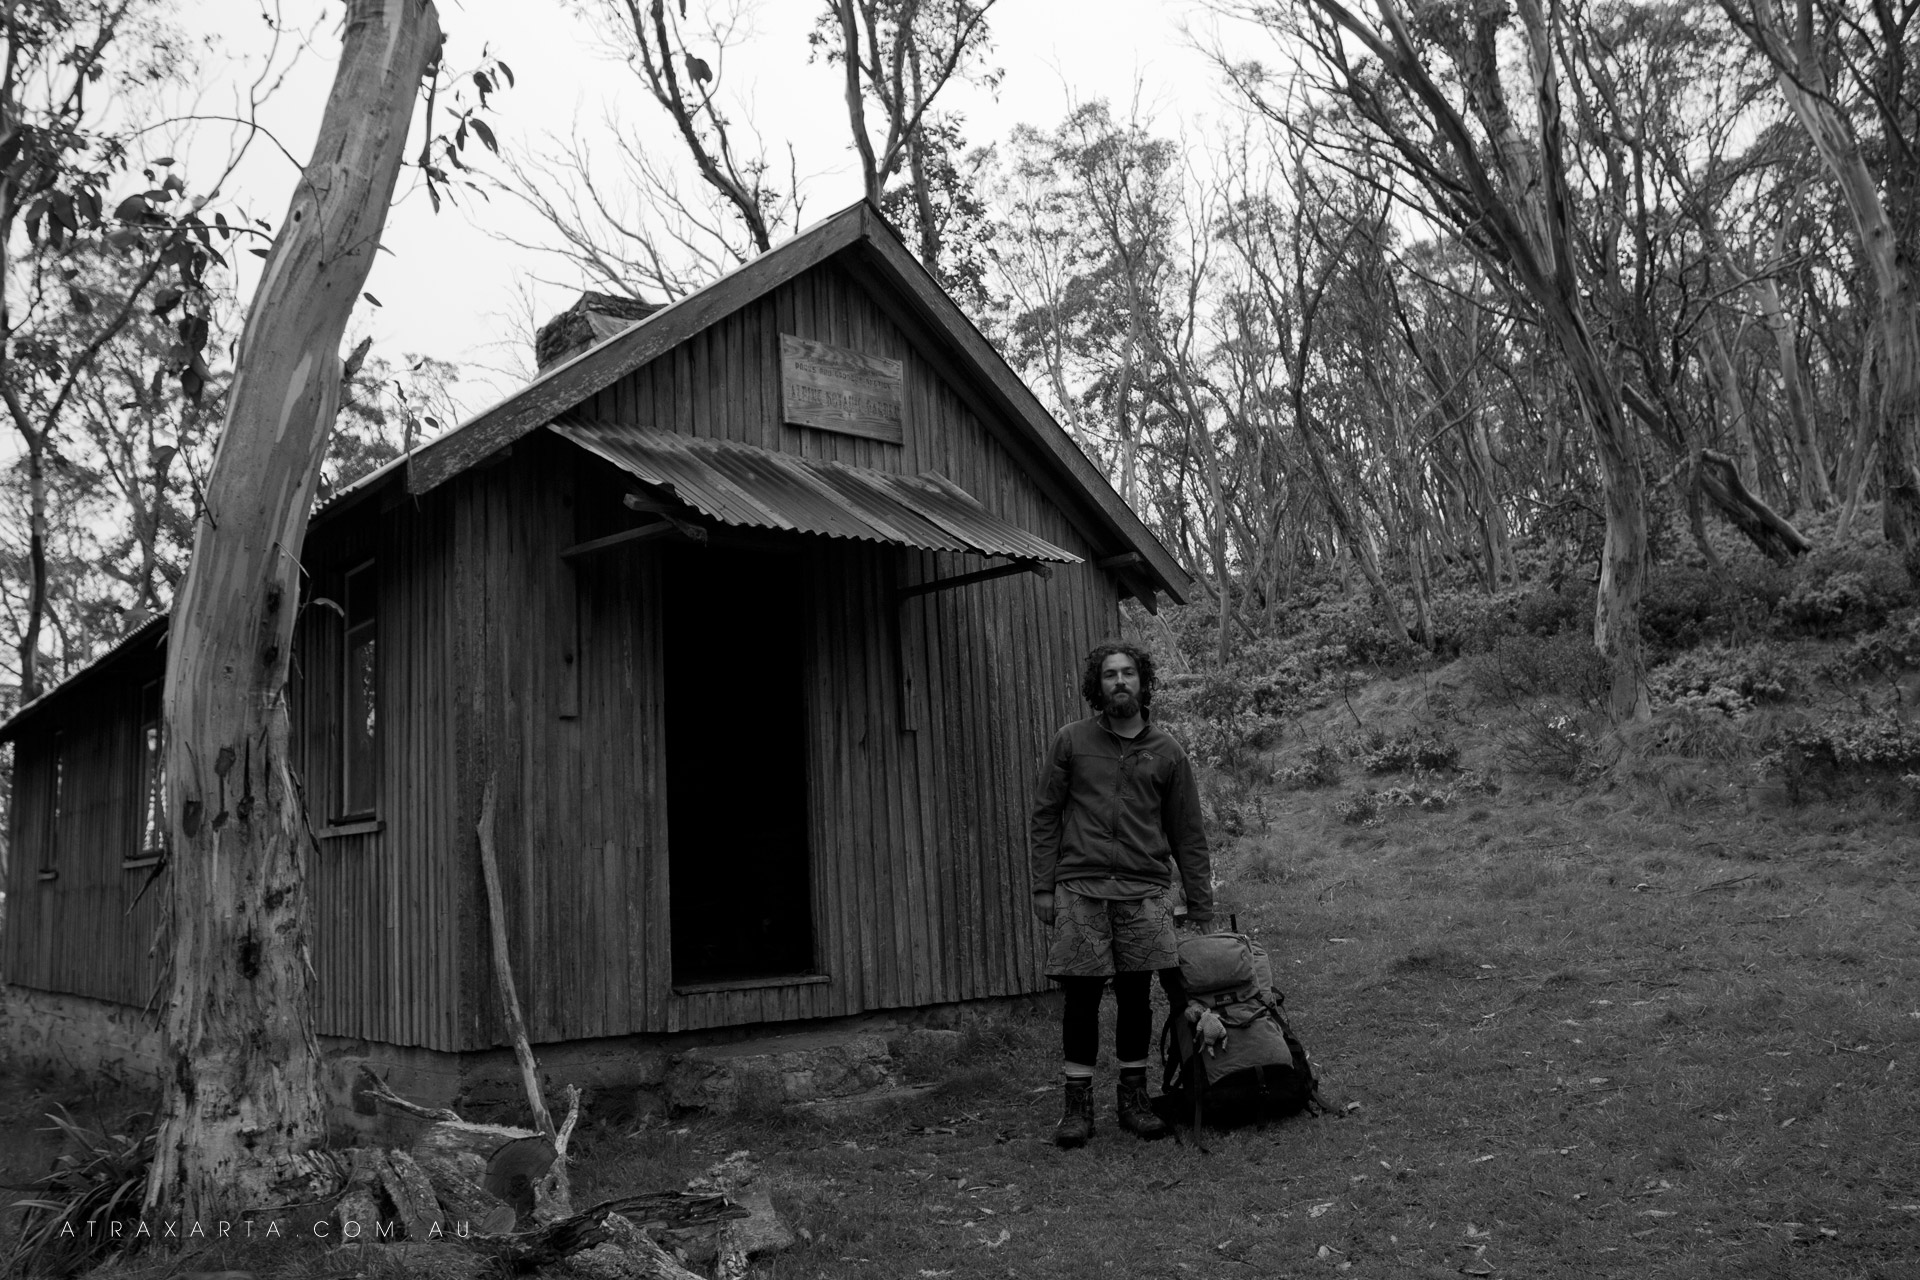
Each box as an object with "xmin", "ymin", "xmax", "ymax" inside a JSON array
[{"xmin": 1080, "ymin": 642, "xmax": 1156, "ymax": 713}]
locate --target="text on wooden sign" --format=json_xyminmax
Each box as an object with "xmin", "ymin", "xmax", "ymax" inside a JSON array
[{"xmin": 780, "ymin": 333, "xmax": 905, "ymax": 444}]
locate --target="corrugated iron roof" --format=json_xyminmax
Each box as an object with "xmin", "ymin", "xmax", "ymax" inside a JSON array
[
  {"xmin": 0, "ymin": 612, "xmax": 168, "ymax": 740},
  {"xmin": 550, "ymin": 422, "xmax": 1081, "ymax": 564}
]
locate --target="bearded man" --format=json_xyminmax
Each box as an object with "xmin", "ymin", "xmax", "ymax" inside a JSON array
[{"xmin": 1029, "ymin": 641, "xmax": 1213, "ymax": 1147}]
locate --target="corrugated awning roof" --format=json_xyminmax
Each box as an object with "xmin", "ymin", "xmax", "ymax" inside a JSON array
[{"xmin": 550, "ymin": 421, "xmax": 1082, "ymax": 564}]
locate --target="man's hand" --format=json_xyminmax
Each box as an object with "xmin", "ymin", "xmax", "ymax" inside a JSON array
[
  {"xmin": 1177, "ymin": 914, "xmax": 1212, "ymax": 936},
  {"xmin": 1032, "ymin": 891, "xmax": 1056, "ymax": 927}
]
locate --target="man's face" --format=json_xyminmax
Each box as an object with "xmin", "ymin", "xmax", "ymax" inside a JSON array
[{"xmin": 1100, "ymin": 653, "xmax": 1142, "ymax": 717}]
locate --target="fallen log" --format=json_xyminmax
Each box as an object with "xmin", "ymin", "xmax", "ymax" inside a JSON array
[
  {"xmin": 466, "ymin": 1193, "xmax": 747, "ymax": 1272},
  {"xmin": 376, "ymin": 1148, "xmax": 445, "ymax": 1239},
  {"xmin": 559, "ymin": 1213, "xmax": 706, "ymax": 1280}
]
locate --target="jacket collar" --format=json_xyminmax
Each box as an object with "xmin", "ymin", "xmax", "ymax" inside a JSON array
[{"xmin": 1096, "ymin": 710, "xmax": 1155, "ymax": 742}]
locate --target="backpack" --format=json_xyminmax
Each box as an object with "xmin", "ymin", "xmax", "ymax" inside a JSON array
[{"xmin": 1155, "ymin": 929, "xmax": 1326, "ymax": 1142}]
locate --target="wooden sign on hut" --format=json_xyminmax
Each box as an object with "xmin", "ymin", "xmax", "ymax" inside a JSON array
[{"xmin": 0, "ymin": 201, "xmax": 1190, "ymax": 1113}]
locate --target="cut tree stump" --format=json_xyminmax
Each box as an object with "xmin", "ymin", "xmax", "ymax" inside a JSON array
[
  {"xmin": 485, "ymin": 1135, "xmax": 561, "ymax": 1224},
  {"xmin": 413, "ymin": 1120, "xmax": 556, "ymax": 1232}
]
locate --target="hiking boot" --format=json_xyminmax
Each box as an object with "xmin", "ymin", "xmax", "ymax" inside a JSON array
[
  {"xmin": 1117, "ymin": 1068, "xmax": 1169, "ymax": 1140},
  {"xmin": 1053, "ymin": 1077, "xmax": 1095, "ymax": 1148}
]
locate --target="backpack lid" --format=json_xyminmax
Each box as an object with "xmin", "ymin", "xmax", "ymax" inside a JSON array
[{"xmin": 1178, "ymin": 932, "xmax": 1256, "ymax": 997}]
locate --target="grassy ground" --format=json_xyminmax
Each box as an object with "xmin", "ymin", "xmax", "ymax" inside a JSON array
[
  {"xmin": 613, "ymin": 657, "xmax": 1920, "ymax": 1280},
  {"xmin": 5, "ymin": 667, "xmax": 1919, "ymax": 1280},
  {"xmin": 664, "ymin": 763, "xmax": 1918, "ymax": 1280}
]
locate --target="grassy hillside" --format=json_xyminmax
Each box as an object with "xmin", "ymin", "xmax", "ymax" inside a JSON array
[{"xmin": 1148, "ymin": 504, "xmax": 1920, "ymax": 843}]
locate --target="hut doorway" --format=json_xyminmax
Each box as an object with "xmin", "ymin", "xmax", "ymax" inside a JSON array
[{"xmin": 663, "ymin": 543, "xmax": 815, "ymax": 985}]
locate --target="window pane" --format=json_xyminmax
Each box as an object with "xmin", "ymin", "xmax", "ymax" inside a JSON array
[
  {"xmin": 141, "ymin": 723, "xmax": 166, "ymax": 854},
  {"xmin": 45, "ymin": 737, "xmax": 64, "ymax": 868},
  {"xmin": 346, "ymin": 562, "xmax": 376, "ymax": 628},
  {"xmin": 344, "ymin": 629, "xmax": 377, "ymax": 814}
]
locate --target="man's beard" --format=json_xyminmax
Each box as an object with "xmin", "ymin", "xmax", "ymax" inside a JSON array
[{"xmin": 1104, "ymin": 689, "xmax": 1140, "ymax": 717}]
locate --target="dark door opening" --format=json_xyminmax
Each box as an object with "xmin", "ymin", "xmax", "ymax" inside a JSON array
[{"xmin": 664, "ymin": 543, "xmax": 815, "ymax": 985}]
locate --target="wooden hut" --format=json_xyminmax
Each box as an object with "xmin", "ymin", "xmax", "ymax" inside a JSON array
[{"xmin": 0, "ymin": 201, "xmax": 1190, "ymax": 1103}]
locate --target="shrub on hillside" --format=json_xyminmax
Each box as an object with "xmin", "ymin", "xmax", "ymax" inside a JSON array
[
  {"xmin": 1335, "ymin": 791, "xmax": 1380, "ymax": 824},
  {"xmin": 1778, "ymin": 711, "xmax": 1920, "ymax": 771},
  {"xmin": 1828, "ymin": 609, "xmax": 1920, "ymax": 681},
  {"xmin": 1233, "ymin": 639, "xmax": 1335, "ymax": 716},
  {"xmin": 1647, "ymin": 644, "xmax": 1800, "ymax": 712},
  {"xmin": 1499, "ymin": 709, "xmax": 1609, "ymax": 779},
  {"xmin": 1773, "ymin": 547, "xmax": 1914, "ymax": 636},
  {"xmin": 1423, "ymin": 589, "xmax": 1507, "ymax": 656},
  {"xmin": 1423, "ymin": 582, "xmax": 1588, "ymax": 656},
  {"xmin": 1360, "ymin": 732, "xmax": 1460, "ymax": 773},
  {"xmin": 1375, "ymin": 778, "xmax": 1456, "ymax": 810},
  {"xmin": 1725, "ymin": 556, "xmax": 1793, "ymax": 616},
  {"xmin": 1204, "ymin": 786, "xmax": 1269, "ymax": 839},
  {"xmin": 1462, "ymin": 632, "xmax": 1612, "ymax": 711},
  {"xmin": 1157, "ymin": 669, "xmax": 1288, "ymax": 771},
  {"xmin": 1334, "ymin": 773, "xmax": 1479, "ymax": 824},
  {"xmin": 1639, "ymin": 564, "xmax": 1765, "ymax": 650},
  {"xmin": 1292, "ymin": 594, "xmax": 1420, "ymax": 667},
  {"xmin": 1635, "ymin": 701, "xmax": 1750, "ymax": 760},
  {"xmin": 1513, "ymin": 583, "xmax": 1594, "ymax": 637},
  {"xmin": 1274, "ymin": 739, "xmax": 1342, "ymax": 789}
]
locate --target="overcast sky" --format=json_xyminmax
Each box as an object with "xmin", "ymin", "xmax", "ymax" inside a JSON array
[{"xmin": 187, "ymin": 0, "xmax": 1235, "ymax": 421}]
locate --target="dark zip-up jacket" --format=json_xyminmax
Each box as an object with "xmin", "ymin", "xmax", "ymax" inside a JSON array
[{"xmin": 1028, "ymin": 714, "xmax": 1213, "ymax": 922}]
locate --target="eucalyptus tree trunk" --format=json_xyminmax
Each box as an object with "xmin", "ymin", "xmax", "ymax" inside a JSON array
[
  {"xmin": 1754, "ymin": 272, "xmax": 1832, "ymax": 510},
  {"xmin": 146, "ymin": 0, "xmax": 440, "ymax": 1220},
  {"xmin": 1294, "ymin": 0, "xmax": 1650, "ymax": 718},
  {"xmin": 1721, "ymin": 0, "xmax": 1920, "ymax": 572},
  {"xmin": 1704, "ymin": 317, "xmax": 1759, "ymax": 490},
  {"xmin": 1750, "ymin": 216, "xmax": 1833, "ymax": 510}
]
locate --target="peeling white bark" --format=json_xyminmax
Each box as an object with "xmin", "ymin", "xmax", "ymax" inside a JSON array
[{"xmin": 146, "ymin": 0, "xmax": 441, "ymax": 1221}]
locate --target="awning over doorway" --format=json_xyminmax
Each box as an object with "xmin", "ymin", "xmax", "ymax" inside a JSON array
[{"xmin": 550, "ymin": 420, "xmax": 1082, "ymax": 564}]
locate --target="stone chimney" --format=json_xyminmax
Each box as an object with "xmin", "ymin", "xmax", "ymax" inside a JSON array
[{"xmin": 534, "ymin": 292, "xmax": 663, "ymax": 372}]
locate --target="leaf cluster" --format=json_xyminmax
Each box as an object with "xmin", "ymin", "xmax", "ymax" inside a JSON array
[{"xmin": 4, "ymin": 1105, "xmax": 154, "ymax": 1278}]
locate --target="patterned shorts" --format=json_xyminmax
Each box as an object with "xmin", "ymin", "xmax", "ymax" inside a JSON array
[{"xmin": 1045, "ymin": 887, "xmax": 1180, "ymax": 978}]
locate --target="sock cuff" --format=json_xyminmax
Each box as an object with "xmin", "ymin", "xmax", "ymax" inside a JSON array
[
  {"xmin": 1061, "ymin": 1063, "xmax": 1096, "ymax": 1079},
  {"xmin": 1114, "ymin": 1059, "xmax": 1150, "ymax": 1071}
]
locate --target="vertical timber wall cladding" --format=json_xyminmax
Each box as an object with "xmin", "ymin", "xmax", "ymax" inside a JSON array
[
  {"xmin": 292, "ymin": 491, "xmax": 466, "ymax": 1051},
  {"xmin": 1, "ymin": 679, "xmax": 167, "ymax": 1008},
  {"xmin": 446, "ymin": 434, "xmax": 671, "ymax": 1052}
]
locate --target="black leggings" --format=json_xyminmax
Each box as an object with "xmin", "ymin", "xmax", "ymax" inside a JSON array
[{"xmin": 1060, "ymin": 971, "xmax": 1156, "ymax": 1067}]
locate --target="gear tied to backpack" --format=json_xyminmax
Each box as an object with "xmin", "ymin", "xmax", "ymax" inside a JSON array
[{"xmin": 1155, "ymin": 928, "xmax": 1333, "ymax": 1136}]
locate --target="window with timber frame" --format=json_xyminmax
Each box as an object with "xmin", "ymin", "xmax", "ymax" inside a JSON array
[
  {"xmin": 340, "ymin": 558, "xmax": 379, "ymax": 820},
  {"xmin": 38, "ymin": 731, "xmax": 64, "ymax": 879},
  {"xmin": 130, "ymin": 680, "xmax": 166, "ymax": 865}
]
